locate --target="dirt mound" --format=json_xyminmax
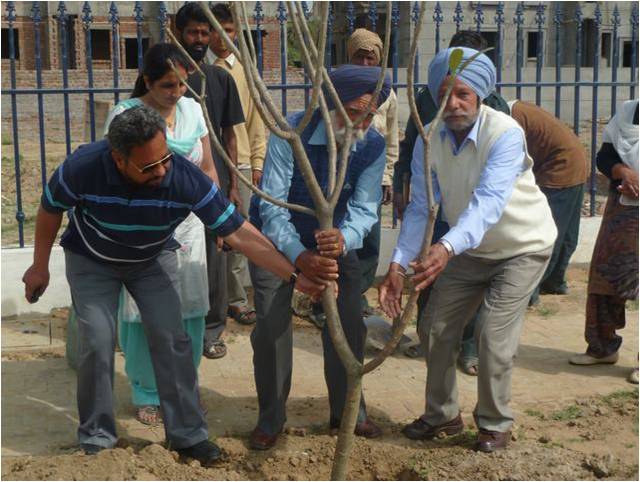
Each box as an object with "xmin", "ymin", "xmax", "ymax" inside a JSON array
[{"xmin": 3, "ymin": 389, "xmax": 638, "ymax": 480}]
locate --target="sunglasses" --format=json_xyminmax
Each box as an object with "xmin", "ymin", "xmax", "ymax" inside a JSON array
[{"xmin": 132, "ymin": 152, "xmax": 173, "ymax": 174}]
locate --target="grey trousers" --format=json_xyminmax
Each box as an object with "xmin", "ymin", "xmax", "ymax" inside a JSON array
[
  {"xmin": 249, "ymin": 251, "xmax": 367, "ymax": 435},
  {"xmin": 227, "ymin": 165, "xmax": 252, "ymax": 311},
  {"xmin": 204, "ymin": 228, "xmax": 228, "ymax": 341},
  {"xmin": 418, "ymin": 247, "xmax": 552, "ymax": 432},
  {"xmin": 65, "ymin": 249, "xmax": 208, "ymax": 449}
]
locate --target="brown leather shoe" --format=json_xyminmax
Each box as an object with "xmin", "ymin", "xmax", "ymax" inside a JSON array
[
  {"xmin": 329, "ymin": 417, "xmax": 383, "ymax": 439},
  {"xmin": 249, "ymin": 427, "xmax": 279, "ymax": 450},
  {"xmin": 402, "ymin": 414, "xmax": 464, "ymax": 440},
  {"xmin": 476, "ymin": 428, "xmax": 510, "ymax": 453}
]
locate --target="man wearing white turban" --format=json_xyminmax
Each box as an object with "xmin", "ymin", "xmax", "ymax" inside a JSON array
[{"xmin": 379, "ymin": 48, "xmax": 557, "ymax": 452}]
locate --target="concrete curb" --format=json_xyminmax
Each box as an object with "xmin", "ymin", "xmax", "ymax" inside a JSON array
[{"xmin": 1, "ymin": 216, "xmax": 602, "ymax": 318}]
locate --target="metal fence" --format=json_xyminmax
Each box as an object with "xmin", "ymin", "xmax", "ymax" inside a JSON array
[{"xmin": 2, "ymin": 1, "xmax": 639, "ymax": 247}]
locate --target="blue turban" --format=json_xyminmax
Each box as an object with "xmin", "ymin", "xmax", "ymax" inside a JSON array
[
  {"xmin": 325, "ymin": 65, "xmax": 391, "ymax": 110},
  {"xmin": 427, "ymin": 47, "xmax": 496, "ymax": 102}
]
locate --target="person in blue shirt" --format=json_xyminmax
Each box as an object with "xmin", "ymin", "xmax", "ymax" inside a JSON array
[
  {"xmin": 22, "ymin": 105, "xmax": 322, "ymax": 466},
  {"xmin": 246, "ymin": 65, "xmax": 391, "ymax": 450}
]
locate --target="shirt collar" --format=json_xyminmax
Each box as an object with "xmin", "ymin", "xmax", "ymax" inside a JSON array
[
  {"xmin": 205, "ymin": 49, "xmax": 236, "ymax": 67},
  {"xmin": 439, "ymin": 113, "xmax": 482, "ymax": 152},
  {"xmin": 309, "ymin": 119, "xmax": 359, "ymax": 153}
]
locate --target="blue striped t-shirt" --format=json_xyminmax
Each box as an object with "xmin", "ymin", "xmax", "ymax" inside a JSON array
[{"xmin": 41, "ymin": 139, "xmax": 243, "ymax": 264}]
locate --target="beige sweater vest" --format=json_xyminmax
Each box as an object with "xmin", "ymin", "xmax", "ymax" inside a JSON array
[{"xmin": 432, "ymin": 105, "xmax": 557, "ymax": 260}]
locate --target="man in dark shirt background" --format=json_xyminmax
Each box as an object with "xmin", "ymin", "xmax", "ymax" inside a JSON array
[{"xmin": 176, "ymin": 2, "xmax": 246, "ymax": 360}]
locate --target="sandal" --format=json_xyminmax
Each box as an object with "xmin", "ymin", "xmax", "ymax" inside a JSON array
[
  {"xmin": 459, "ymin": 356, "xmax": 479, "ymax": 376},
  {"xmin": 136, "ymin": 405, "xmax": 162, "ymax": 426},
  {"xmin": 404, "ymin": 343, "xmax": 425, "ymax": 359},
  {"xmin": 203, "ymin": 339, "xmax": 227, "ymax": 359},
  {"xmin": 229, "ymin": 307, "xmax": 256, "ymax": 325}
]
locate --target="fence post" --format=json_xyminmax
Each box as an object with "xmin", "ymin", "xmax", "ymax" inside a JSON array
[
  {"xmin": 368, "ymin": 1, "xmax": 378, "ymax": 31},
  {"xmin": 254, "ymin": 1, "xmax": 264, "ymax": 76},
  {"xmin": 411, "ymin": 1, "xmax": 420, "ymax": 90},
  {"xmin": 7, "ymin": 0, "xmax": 24, "ymax": 247},
  {"xmin": 453, "ymin": 1, "xmax": 464, "ymax": 33},
  {"xmin": 535, "ymin": 3, "xmax": 546, "ymax": 107},
  {"xmin": 495, "ymin": 2, "xmax": 504, "ymax": 94},
  {"xmin": 346, "ymin": 1, "xmax": 355, "ymax": 36},
  {"xmin": 277, "ymin": 1, "xmax": 287, "ymax": 116},
  {"xmin": 57, "ymin": 1, "xmax": 72, "ymax": 157},
  {"xmin": 302, "ymin": 0, "xmax": 310, "ymax": 107},
  {"xmin": 109, "ymin": 2, "xmax": 120, "ymax": 105},
  {"xmin": 82, "ymin": 2, "xmax": 96, "ymax": 142},
  {"xmin": 573, "ymin": 4, "xmax": 583, "ymax": 136},
  {"xmin": 392, "ymin": 2, "xmax": 399, "ymax": 86},
  {"xmin": 515, "ymin": 2, "xmax": 524, "ymax": 99},
  {"xmin": 609, "ymin": 5, "xmax": 620, "ymax": 117},
  {"xmin": 589, "ymin": 4, "xmax": 602, "ymax": 217},
  {"xmin": 31, "ymin": 1, "xmax": 48, "ymax": 193},
  {"xmin": 326, "ymin": 2, "xmax": 334, "ymax": 71},
  {"xmin": 554, "ymin": 3, "xmax": 562, "ymax": 117},
  {"xmin": 474, "ymin": 3, "xmax": 484, "ymax": 33},
  {"xmin": 158, "ymin": 1, "xmax": 167, "ymax": 43},
  {"xmin": 134, "ymin": 1, "xmax": 144, "ymax": 74},
  {"xmin": 630, "ymin": 3, "xmax": 638, "ymax": 100},
  {"xmin": 433, "ymin": 2, "xmax": 443, "ymax": 54}
]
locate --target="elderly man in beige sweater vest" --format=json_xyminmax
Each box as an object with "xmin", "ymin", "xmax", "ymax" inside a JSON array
[
  {"xmin": 206, "ymin": 3, "xmax": 267, "ymax": 326},
  {"xmin": 379, "ymin": 48, "xmax": 557, "ymax": 453}
]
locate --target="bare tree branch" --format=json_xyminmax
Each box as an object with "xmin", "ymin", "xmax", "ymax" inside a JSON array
[{"xmin": 164, "ymin": 51, "xmax": 314, "ymax": 216}]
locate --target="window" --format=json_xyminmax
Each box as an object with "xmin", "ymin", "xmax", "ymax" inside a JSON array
[
  {"xmin": 479, "ymin": 31, "xmax": 498, "ymax": 64},
  {"xmin": 91, "ymin": 30, "xmax": 111, "ymax": 61},
  {"xmin": 124, "ymin": 37, "xmax": 149, "ymax": 69},
  {"xmin": 601, "ymin": 32, "xmax": 612, "ymax": 67},
  {"xmin": 1, "ymin": 28, "xmax": 19, "ymax": 60},
  {"xmin": 623, "ymin": 40, "xmax": 639, "ymax": 68},
  {"xmin": 527, "ymin": 31, "xmax": 542, "ymax": 59}
]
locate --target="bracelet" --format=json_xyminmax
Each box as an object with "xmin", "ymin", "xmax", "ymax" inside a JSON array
[{"xmin": 390, "ymin": 269, "xmax": 406, "ymax": 278}]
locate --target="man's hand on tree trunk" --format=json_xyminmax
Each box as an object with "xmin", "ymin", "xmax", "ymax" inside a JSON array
[{"xmin": 294, "ymin": 250, "xmax": 339, "ymax": 285}]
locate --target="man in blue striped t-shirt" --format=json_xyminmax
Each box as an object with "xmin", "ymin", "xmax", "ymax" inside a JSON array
[{"xmin": 22, "ymin": 105, "xmax": 322, "ymax": 466}]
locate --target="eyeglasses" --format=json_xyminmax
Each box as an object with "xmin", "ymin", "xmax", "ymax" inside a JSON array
[{"xmin": 132, "ymin": 152, "xmax": 173, "ymax": 174}]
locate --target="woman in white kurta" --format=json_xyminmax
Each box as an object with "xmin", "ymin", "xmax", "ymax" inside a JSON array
[{"xmin": 103, "ymin": 43, "xmax": 219, "ymax": 425}]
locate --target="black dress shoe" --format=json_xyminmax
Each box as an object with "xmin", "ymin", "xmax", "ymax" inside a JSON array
[
  {"xmin": 80, "ymin": 443, "xmax": 104, "ymax": 455},
  {"xmin": 330, "ymin": 417, "xmax": 383, "ymax": 439},
  {"xmin": 176, "ymin": 440, "xmax": 222, "ymax": 467},
  {"xmin": 249, "ymin": 427, "xmax": 279, "ymax": 450},
  {"xmin": 476, "ymin": 428, "xmax": 510, "ymax": 453},
  {"xmin": 402, "ymin": 414, "xmax": 464, "ymax": 440}
]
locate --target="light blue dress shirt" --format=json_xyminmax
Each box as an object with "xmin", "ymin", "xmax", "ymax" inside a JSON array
[
  {"xmin": 391, "ymin": 116, "xmax": 526, "ymax": 269},
  {"xmin": 259, "ymin": 120, "xmax": 386, "ymax": 264}
]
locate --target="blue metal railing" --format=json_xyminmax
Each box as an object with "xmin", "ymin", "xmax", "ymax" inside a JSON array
[{"xmin": 2, "ymin": 1, "xmax": 639, "ymax": 246}]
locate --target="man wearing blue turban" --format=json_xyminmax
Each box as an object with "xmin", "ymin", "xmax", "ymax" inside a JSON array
[
  {"xmin": 379, "ymin": 48, "xmax": 557, "ymax": 452},
  {"xmin": 247, "ymin": 65, "xmax": 391, "ymax": 449}
]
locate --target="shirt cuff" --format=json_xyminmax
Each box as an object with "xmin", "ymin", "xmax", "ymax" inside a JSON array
[
  {"xmin": 440, "ymin": 230, "xmax": 469, "ymax": 257},
  {"xmin": 391, "ymin": 246, "xmax": 412, "ymax": 270},
  {"xmin": 281, "ymin": 239, "xmax": 307, "ymax": 266},
  {"xmin": 340, "ymin": 227, "xmax": 360, "ymax": 253}
]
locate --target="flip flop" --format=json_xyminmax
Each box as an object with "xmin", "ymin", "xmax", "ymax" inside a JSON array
[
  {"xmin": 229, "ymin": 308, "xmax": 257, "ymax": 325},
  {"xmin": 203, "ymin": 339, "xmax": 227, "ymax": 359},
  {"xmin": 404, "ymin": 343, "xmax": 425, "ymax": 359}
]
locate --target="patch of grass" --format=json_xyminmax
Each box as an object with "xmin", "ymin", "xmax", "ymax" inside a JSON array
[
  {"xmin": 626, "ymin": 299, "xmax": 639, "ymax": 311},
  {"xmin": 406, "ymin": 455, "xmax": 430, "ymax": 480},
  {"xmin": 536, "ymin": 305, "xmax": 558, "ymax": 317},
  {"xmin": 550, "ymin": 405, "xmax": 583, "ymax": 421},
  {"xmin": 600, "ymin": 388, "xmax": 639, "ymax": 406},
  {"xmin": 625, "ymin": 442, "xmax": 635, "ymax": 449},
  {"xmin": 524, "ymin": 408, "xmax": 545, "ymax": 419},
  {"xmin": 2, "ymin": 134, "xmax": 13, "ymax": 145}
]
